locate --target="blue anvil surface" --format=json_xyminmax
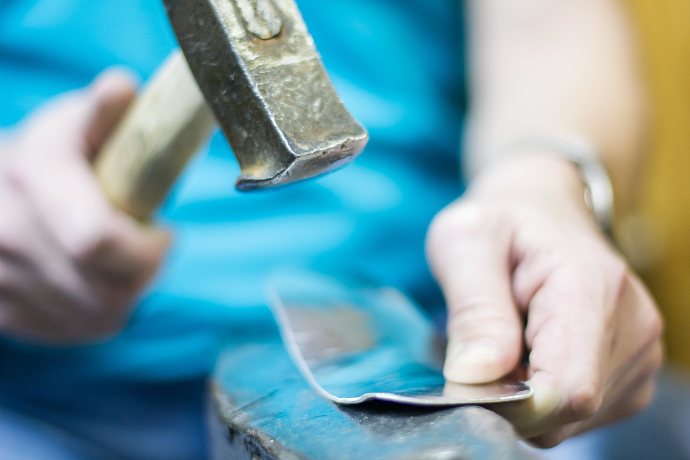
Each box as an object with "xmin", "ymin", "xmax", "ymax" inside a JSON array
[{"xmin": 208, "ymin": 341, "xmax": 536, "ymax": 460}]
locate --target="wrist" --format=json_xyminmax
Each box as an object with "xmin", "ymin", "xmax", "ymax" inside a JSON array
[{"xmin": 467, "ymin": 152, "xmax": 597, "ymax": 228}]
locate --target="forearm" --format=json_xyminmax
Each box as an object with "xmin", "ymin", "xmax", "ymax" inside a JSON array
[{"xmin": 464, "ymin": 0, "xmax": 646, "ymax": 211}]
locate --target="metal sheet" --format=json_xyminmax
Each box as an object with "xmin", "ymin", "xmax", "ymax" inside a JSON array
[{"xmin": 268, "ymin": 271, "xmax": 532, "ymax": 407}]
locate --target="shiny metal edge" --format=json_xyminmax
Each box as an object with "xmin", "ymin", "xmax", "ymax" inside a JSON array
[
  {"xmin": 330, "ymin": 387, "xmax": 534, "ymax": 406},
  {"xmin": 235, "ymin": 134, "xmax": 366, "ymax": 190},
  {"xmin": 267, "ymin": 285, "xmax": 533, "ymax": 407}
]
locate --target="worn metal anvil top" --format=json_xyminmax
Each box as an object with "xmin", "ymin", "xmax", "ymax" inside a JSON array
[{"xmin": 209, "ymin": 341, "xmax": 537, "ymax": 460}]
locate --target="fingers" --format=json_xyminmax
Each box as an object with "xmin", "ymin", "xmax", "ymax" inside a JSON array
[
  {"xmin": 489, "ymin": 371, "xmax": 564, "ymax": 446},
  {"xmin": 493, "ymin": 255, "xmax": 663, "ymax": 445},
  {"xmin": 14, "ymin": 69, "xmax": 136, "ymax": 161},
  {"xmin": 0, "ymin": 274, "xmax": 95, "ymax": 343},
  {"xmin": 7, "ymin": 68, "xmax": 166, "ymax": 279},
  {"xmin": 0, "ymin": 190, "xmax": 102, "ymax": 342},
  {"xmin": 427, "ymin": 203, "xmax": 523, "ymax": 384},
  {"xmin": 82, "ymin": 69, "xmax": 137, "ymax": 157},
  {"xmin": 0, "ymin": 69, "xmax": 168, "ymax": 344},
  {"xmin": 568, "ymin": 336, "xmax": 663, "ymax": 437},
  {"xmin": 497, "ymin": 273, "xmax": 609, "ymax": 440},
  {"xmin": 426, "ymin": 158, "xmax": 664, "ymax": 445},
  {"xmin": 605, "ymin": 273, "xmax": 663, "ymax": 378},
  {"xmin": 0, "ymin": 70, "xmax": 169, "ymax": 344},
  {"xmin": 8, "ymin": 131, "xmax": 167, "ymax": 285},
  {"xmin": 77, "ymin": 219, "xmax": 171, "ymax": 307},
  {"xmin": 522, "ymin": 368, "xmax": 658, "ymax": 448}
]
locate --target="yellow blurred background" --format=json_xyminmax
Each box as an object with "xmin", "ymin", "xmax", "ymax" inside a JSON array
[{"xmin": 622, "ymin": 0, "xmax": 690, "ymax": 369}]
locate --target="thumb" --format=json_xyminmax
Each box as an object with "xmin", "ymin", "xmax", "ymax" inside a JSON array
[{"xmin": 427, "ymin": 206, "xmax": 523, "ymax": 384}]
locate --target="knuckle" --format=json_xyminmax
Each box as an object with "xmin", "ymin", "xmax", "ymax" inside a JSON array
[
  {"xmin": 646, "ymin": 309, "xmax": 664, "ymax": 347},
  {"xmin": 432, "ymin": 203, "xmax": 501, "ymax": 236},
  {"xmin": 605, "ymin": 257, "xmax": 630, "ymax": 301},
  {"xmin": 448, "ymin": 300, "xmax": 522, "ymax": 350},
  {"xmin": 613, "ymin": 382, "xmax": 656, "ymax": 422},
  {"xmin": 528, "ymin": 431, "xmax": 568, "ymax": 449},
  {"xmin": 650, "ymin": 341, "xmax": 664, "ymax": 372},
  {"xmin": 566, "ymin": 379, "xmax": 602, "ymax": 423},
  {"xmin": 636, "ymin": 341, "xmax": 664, "ymax": 383},
  {"xmin": 626, "ymin": 277, "xmax": 665, "ymax": 350},
  {"xmin": 448, "ymin": 301, "xmax": 518, "ymax": 341},
  {"xmin": 609, "ymin": 264, "xmax": 664, "ymax": 349},
  {"xmin": 64, "ymin": 218, "xmax": 117, "ymax": 264},
  {"xmin": 427, "ymin": 203, "xmax": 506, "ymax": 257},
  {"xmin": 630, "ymin": 383, "xmax": 655, "ymax": 415}
]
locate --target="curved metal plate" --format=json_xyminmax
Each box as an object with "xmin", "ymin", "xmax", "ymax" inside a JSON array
[{"xmin": 267, "ymin": 271, "xmax": 532, "ymax": 407}]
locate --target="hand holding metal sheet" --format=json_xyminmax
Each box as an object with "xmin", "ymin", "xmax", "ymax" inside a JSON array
[
  {"xmin": 96, "ymin": 0, "xmax": 368, "ymax": 220},
  {"xmin": 268, "ymin": 271, "xmax": 531, "ymax": 407}
]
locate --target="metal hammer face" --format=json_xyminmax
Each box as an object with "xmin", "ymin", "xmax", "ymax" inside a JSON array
[{"xmin": 165, "ymin": 0, "xmax": 369, "ymax": 191}]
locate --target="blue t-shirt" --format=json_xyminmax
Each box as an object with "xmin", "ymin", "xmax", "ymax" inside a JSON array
[{"xmin": 0, "ymin": 0, "xmax": 464, "ymax": 392}]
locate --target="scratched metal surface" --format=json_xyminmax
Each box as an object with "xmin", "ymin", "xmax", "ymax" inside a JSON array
[
  {"xmin": 210, "ymin": 341, "xmax": 537, "ymax": 460},
  {"xmin": 267, "ymin": 271, "xmax": 531, "ymax": 406}
]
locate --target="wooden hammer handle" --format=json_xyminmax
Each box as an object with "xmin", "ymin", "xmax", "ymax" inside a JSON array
[{"xmin": 95, "ymin": 51, "xmax": 215, "ymax": 221}]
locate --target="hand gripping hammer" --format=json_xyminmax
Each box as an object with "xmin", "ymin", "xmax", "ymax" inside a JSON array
[{"xmin": 95, "ymin": 0, "xmax": 369, "ymax": 220}]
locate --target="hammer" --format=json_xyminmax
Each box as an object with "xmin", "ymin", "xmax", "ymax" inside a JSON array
[{"xmin": 95, "ymin": 0, "xmax": 369, "ymax": 220}]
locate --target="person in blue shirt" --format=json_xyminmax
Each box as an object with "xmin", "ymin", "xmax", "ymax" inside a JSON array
[{"xmin": 0, "ymin": 0, "xmax": 662, "ymax": 458}]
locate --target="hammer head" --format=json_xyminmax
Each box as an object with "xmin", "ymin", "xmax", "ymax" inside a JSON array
[{"xmin": 164, "ymin": 0, "xmax": 368, "ymax": 190}]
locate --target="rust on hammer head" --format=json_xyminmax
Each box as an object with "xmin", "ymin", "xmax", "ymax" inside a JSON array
[{"xmin": 164, "ymin": 0, "xmax": 369, "ymax": 190}]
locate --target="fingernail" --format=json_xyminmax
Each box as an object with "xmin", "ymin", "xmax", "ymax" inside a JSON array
[{"xmin": 445, "ymin": 339, "xmax": 500, "ymax": 384}]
